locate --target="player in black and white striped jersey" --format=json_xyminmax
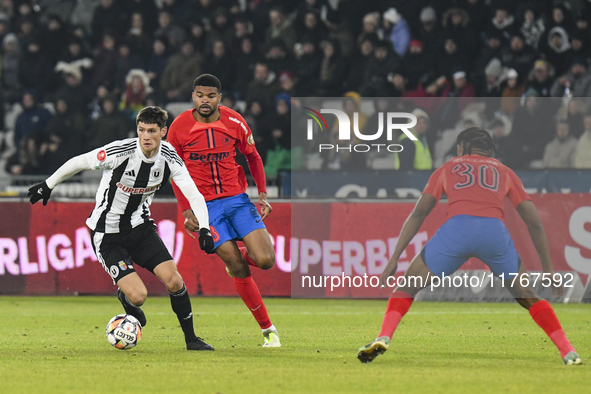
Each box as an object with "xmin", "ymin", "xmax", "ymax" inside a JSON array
[{"xmin": 27, "ymin": 107, "xmax": 215, "ymax": 351}]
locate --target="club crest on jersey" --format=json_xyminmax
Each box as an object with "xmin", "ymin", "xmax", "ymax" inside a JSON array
[
  {"xmin": 109, "ymin": 266, "xmax": 119, "ymax": 278},
  {"xmin": 97, "ymin": 150, "xmax": 106, "ymax": 161},
  {"xmin": 222, "ymin": 136, "xmax": 232, "ymax": 146},
  {"xmin": 152, "ymin": 170, "xmax": 161, "ymax": 178},
  {"xmin": 247, "ymin": 135, "xmax": 255, "ymax": 145}
]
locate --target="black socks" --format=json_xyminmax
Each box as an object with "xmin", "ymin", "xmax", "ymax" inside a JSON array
[{"xmin": 169, "ymin": 284, "xmax": 197, "ymax": 343}]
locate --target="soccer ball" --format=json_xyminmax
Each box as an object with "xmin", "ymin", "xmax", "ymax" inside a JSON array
[{"xmin": 106, "ymin": 314, "xmax": 142, "ymax": 350}]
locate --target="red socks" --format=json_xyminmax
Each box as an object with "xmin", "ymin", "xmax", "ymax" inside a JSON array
[
  {"xmin": 529, "ymin": 300, "xmax": 575, "ymax": 358},
  {"xmin": 239, "ymin": 246, "xmax": 258, "ymax": 268},
  {"xmin": 233, "ymin": 274, "xmax": 272, "ymax": 329},
  {"xmin": 377, "ymin": 297, "xmax": 575, "ymax": 357},
  {"xmin": 378, "ymin": 291, "xmax": 414, "ymax": 339}
]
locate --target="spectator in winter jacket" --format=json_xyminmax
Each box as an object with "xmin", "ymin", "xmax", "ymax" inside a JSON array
[
  {"xmin": 382, "ymin": 8, "xmax": 410, "ymax": 57},
  {"xmin": 573, "ymin": 113, "xmax": 591, "ymax": 168},
  {"xmin": 543, "ymin": 119, "xmax": 577, "ymax": 168},
  {"xmin": 14, "ymin": 90, "xmax": 52, "ymax": 148},
  {"xmin": 550, "ymin": 56, "xmax": 591, "ymax": 97}
]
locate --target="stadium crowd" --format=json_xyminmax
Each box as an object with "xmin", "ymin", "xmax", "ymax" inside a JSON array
[{"xmin": 1, "ymin": 0, "xmax": 591, "ymax": 178}]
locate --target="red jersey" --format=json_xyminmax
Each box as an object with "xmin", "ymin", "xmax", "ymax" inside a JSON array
[
  {"xmin": 423, "ymin": 155, "xmax": 530, "ymax": 221},
  {"xmin": 168, "ymin": 106, "xmax": 266, "ymax": 207}
]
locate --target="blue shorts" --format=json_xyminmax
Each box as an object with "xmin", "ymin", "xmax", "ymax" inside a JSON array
[
  {"xmin": 207, "ymin": 193, "xmax": 266, "ymax": 250},
  {"xmin": 420, "ymin": 215, "xmax": 520, "ymax": 278}
]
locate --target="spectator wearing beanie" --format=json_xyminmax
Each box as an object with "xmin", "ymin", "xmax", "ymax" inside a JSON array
[
  {"xmin": 403, "ymin": 39, "xmax": 431, "ymax": 90},
  {"xmin": 416, "ymin": 6, "xmax": 442, "ymax": 55},
  {"xmin": 382, "ymin": 7, "xmax": 410, "ymax": 57},
  {"xmin": 479, "ymin": 57, "xmax": 509, "ymax": 97},
  {"xmin": 500, "ymin": 68, "xmax": 526, "ymax": 115},
  {"xmin": 527, "ymin": 60, "xmax": 554, "ymax": 97}
]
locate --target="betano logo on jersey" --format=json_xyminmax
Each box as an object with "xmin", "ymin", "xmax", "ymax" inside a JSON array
[
  {"xmin": 302, "ymin": 107, "xmax": 418, "ymax": 153},
  {"xmin": 116, "ymin": 182, "xmax": 161, "ymax": 194},
  {"xmin": 189, "ymin": 152, "xmax": 230, "ymax": 162}
]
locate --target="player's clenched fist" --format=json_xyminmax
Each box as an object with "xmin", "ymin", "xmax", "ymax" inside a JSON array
[
  {"xmin": 183, "ymin": 209, "xmax": 200, "ymax": 238},
  {"xmin": 28, "ymin": 181, "xmax": 52, "ymax": 206},
  {"xmin": 198, "ymin": 228, "xmax": 215, "ymax": 254}
]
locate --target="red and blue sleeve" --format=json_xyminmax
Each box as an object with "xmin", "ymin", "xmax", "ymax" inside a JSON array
[
  {"xmin": 168, "ymin": 119, "xmax": 192, "ymax": 212},
  {"xmin": 236, "ymin": 114, "xmax": 267, "ymax": 194}
]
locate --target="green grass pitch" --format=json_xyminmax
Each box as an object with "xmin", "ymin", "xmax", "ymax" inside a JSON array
[{"xmin": 0, "ymin": 296, "xmax": 587, "ymax": 394}]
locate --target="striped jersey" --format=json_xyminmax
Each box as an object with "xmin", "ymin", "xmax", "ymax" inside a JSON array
[
  {"xmin": 167, "ymin": 106, "xmax": 257, "ymax": 201},
  {"xmin": 84, "ymin": 138, "xmax": 191, "ymax": 233}
]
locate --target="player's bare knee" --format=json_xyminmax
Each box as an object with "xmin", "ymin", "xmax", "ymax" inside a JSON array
[
  {"xmin": 166, "ymin": 272, "xmax": 184, "ymax": 293},
  {"xmin": 228, "ymin": 262, "xmax": 250, "ymax": 278},
  {"xmin": 258, "ymin": 251, "xmax": 275, "ymax": 270},
  {"xmin": 128, "ymin": 289, "xmax": 147, "ymax": 306}
]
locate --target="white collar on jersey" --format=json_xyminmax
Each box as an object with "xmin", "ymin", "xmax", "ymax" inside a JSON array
[{"xmin": 136, "ymin": 138, "xmax": 161, "ymax": 163}]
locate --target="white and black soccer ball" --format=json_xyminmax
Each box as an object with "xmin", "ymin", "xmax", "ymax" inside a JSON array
[{"xmin": 106, "ymin": 314, "xmax": 142, "ymax": 350}]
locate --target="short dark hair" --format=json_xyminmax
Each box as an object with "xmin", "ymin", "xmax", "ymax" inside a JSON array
[
  {"xmin": 193, "ymin": 74, "xmax": 222, "ymax": 92},
  {"xmin": 457, "ymin": 127, "xmax": 496, "ymax": 156},
  {"xmin": 136, "ymin": 106, "xmax": 168, "ymax": 128}
]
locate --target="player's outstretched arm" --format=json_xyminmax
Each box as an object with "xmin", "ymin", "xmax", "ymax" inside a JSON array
[
  {"xmin": 28, "ymin": 154, "xmax": 91, "ymax": 205},
  {"xmin": 380, "ymin": 193, "xmax": 437, "ymax": 286}
]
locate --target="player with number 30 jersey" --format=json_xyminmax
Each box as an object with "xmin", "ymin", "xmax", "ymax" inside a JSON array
[
  {"xmin": 424, "ymin": 154, "xmax": 530, "ymax": 222},
  {"xmin": 358, "ymin": 127, "xmax": 581, "ymax": 366}
]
